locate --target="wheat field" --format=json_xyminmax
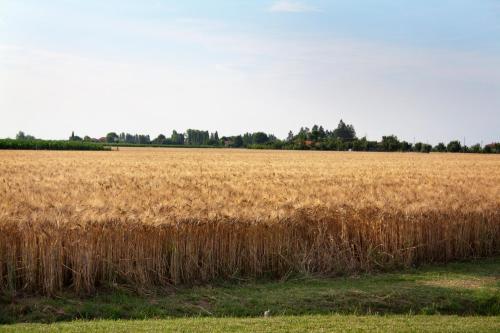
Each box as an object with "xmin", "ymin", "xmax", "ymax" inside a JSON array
[{"xmin": 0, "ymin": 148, "xmax": 499, "ymax": 295}]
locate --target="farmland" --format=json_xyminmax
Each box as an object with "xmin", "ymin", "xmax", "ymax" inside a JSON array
[{"xmin": 0, "ymin": 148, "xmax": 499, "ymax": 295}]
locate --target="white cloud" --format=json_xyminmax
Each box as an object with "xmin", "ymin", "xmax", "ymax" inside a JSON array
[{"xmin": 268, "ymin": 1, "xmax": 318, "ymax": 13}]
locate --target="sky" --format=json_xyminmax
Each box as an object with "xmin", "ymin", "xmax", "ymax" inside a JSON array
[{"xmin": 0, "ymin": 0, "xmax": 499, "ymax": 144}]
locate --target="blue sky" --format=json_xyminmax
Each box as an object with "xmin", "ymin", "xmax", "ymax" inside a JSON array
[{"xmin": 1, "ymin": 0, "xmax": 499, "ymax": 144}]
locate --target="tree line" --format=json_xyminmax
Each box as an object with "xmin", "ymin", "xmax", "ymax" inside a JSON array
[{"xmin": 7, "ymin": 122, "xmax": 500, "ymax": 153}]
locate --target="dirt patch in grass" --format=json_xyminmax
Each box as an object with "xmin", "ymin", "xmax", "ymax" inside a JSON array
[{"xmin": 420, "ymin": 276, "xmax": 499, "ymax": 290}]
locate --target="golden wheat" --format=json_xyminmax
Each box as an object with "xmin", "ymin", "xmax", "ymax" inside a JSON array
[{"xmin": 0, "ymin": 148, "xmax": 499, "ymax": 294}]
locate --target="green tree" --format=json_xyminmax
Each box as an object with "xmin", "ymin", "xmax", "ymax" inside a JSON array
[
  {"xmin": 310, "ymin": 125, "xmax": 320, "ymax": 141},
  {"xmin": 242, "ymin": 133, "xmax": 253, "ymax": 146},
  {"xmin": 296, "ymin": 127, "xmax": 308, "ymax": 142},
  {"xmin": 16, "ymin": 131, "xmax": 35, "ymax": 140},
  {"xmin": 381, "ymin": 135, "xmax": 400, "ymax": 152},
  {"xmin": 318, "ymin": 126, "xmax": 326, "ymax": 140},
  {"xmin": 137, "ymin": 135, "xmax": 150, "ymax": 144},
  {"xmin": 171, "ymin": 130, "xmax": 185, "ymax": 145},
  {"xmin": 233, "ymin": 135, "xmax": 243, "ymax": 147},
  {"xmin": 253, "ymin": 132, "xmax": 269, "ymax": 144},
  {"xmin": 186, "ymin": 129, "xmax": 210, "ymax": 145},
  {"xmin": 414, "ymin": 142, "xmax": 423, "ymax": 152},
  {"xmin": 447, "ymin": 140, "xmax": 462, "ymax": 152},
  {"xmin": 153, "ymin": 134, "xmax": 167, "ymax": 144},
  {"xmin": 434, "ymin": 142, "xmax": 446, "ymax": 152},
  {"xmin": 401, "ymin": 141, "xmax": 412, "ymax": 152},
  {"xmin": 470, "ymin": 144, "xmax": 482, "ymax": 153},
  {"xmin": 106, "ymin": 132, "xmax": 119, "ymax": 143},
  {"xmin": 16, "ymin": 131, "xmax": 26, "ymax": 140},
  {"xmin": 333, "ymin": 120, "xmax": 356, "ymax": 141},
  {"xmin": 69, "ymin": 131, "xmax": 82, "ymax": 141},
  {"xmin": 421, "ymin": 144, "xmax": 432, "ymax": 153}
]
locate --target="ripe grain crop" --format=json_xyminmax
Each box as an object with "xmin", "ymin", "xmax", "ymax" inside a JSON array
[{"xmin": 0, "ymin": 148, "xmax": 499, "ymax": 295}]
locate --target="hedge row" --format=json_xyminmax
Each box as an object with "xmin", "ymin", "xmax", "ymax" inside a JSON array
[
  {"xmin": 106, "ymin": 143, "xmax": 223, "ymax": 149},
  {"xmin": 0, "ymin": 139, "xmax": 110, "ymax": 151}
]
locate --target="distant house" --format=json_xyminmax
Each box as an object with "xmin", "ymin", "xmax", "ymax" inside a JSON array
[{"xmin": 304, "ymin": 140, "xmax": 313, "ymax": 146}]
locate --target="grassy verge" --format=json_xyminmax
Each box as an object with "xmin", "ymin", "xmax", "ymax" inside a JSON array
[
  {"xmin": 1, "ymin": 258, "xmax": 498, "ymax": 326},
  {"xmin": 2, "ymin": 315, "xmax": 499, "ymax": 333}
]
